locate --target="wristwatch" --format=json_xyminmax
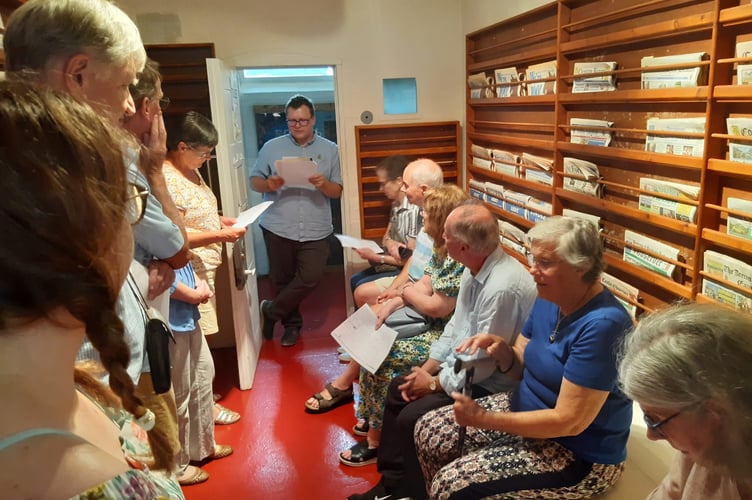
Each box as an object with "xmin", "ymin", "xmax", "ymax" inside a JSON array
[
  {"xmin": 380, "ymin": 255, "xmax": 385, "ymax": 264},
  {"xmin": 429, "ymin": 376, "xmax": 437, "ymax": 392}
]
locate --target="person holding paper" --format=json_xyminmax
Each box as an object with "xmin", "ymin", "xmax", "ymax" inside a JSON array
[
  {"xmin": 250, "ymin": 94, "xmax": 342, "ymax": 347},
  {"xmin": 347, "ymin": 202, "xmax": 535, "ymax": 498},
  {"xmin": 411, "ymin": 216, "xmax": 633, "ymax": 500},
  {"xmin": 338, "ymin": 185, "xmax": 469, "ymax": 467}
]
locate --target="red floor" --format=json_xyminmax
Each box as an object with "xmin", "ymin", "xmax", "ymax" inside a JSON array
[{"xmin": 184, "ymin": 268, "xmax": 380, "ymax": 499}]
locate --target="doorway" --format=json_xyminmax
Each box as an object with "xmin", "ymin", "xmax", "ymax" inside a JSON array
[{"xmin": 237, "ymin": 66, "xmax": 342, "ymax": 275}]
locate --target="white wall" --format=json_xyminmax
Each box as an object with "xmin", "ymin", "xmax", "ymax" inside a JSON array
[
  {"xmin": 461, "ymin": 0, "xmax": 551, "ymax": 35},
  {"xmin": 117, "ymin": 0, "xmax": 466, "ymax": 245}
]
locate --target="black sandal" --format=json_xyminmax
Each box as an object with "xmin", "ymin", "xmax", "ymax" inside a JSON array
[
  {"xmin": 339, "ymin": 439, "xmax": 378, "ymax": 467},
  {"xmin": 352, "ymin": 421, "xmax": 369, "ymax": 437},
  {"xmin": 304, "ymin": 383, "xmax": 354, "ymax": 414}
]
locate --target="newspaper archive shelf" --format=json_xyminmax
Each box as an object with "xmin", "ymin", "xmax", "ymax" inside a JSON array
[{"xmin": 466, "ymin": 0, "xmax": 752, "ymax": 317}]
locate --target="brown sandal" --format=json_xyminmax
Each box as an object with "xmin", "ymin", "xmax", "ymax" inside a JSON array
[{"xmin": 304, "ymin": 383, "xmax": 354, "ymax": 414}]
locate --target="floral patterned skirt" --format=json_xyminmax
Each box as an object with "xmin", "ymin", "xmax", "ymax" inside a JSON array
[{"xmin": 415, "ymin": 392, "xmax": 624, "ymax": 499}]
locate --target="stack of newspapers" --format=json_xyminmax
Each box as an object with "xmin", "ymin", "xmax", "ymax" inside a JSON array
[
  {"xmin": 645, "ymin": 117, "xmax": 705, "ymax": 157},
  {"xmin": 638, "ymin": 178, "xmax": 700, "ymax": 224},
  {"xmin": 572, "ymin": 61, "xmax": 617, "ymax": 93},
  {"xmin": 494, "ymin": 66, "xmax": 523, "ymax": 98},
  {"xmin": 570, "ymin": 118, "xmax": 614, "ymax": 147},
  {"xmin": 498, "ymin": 220, "xmax": 527, "ymax": 257},
  {"xmin": 468, "ymin": 179, "xmax": 486, "ymax": 202},
  {"xmin": 468, "ymin": 71, "xmax": 494, "ymax": 99},
  {"xmin": 601, "ymin": 272, "xmax": 640, "ymax": 319},
  {"xmin": 702, "ymin": 249, "xmax": 752, "ymax": 313},
  {"xmin": 470, "ymin": 143, "xmax": 494, "ymax": 171},
  {"xmin": 623, "ymin": 230, "xmax": 681, "ymax": 281},
  {"xmin": 520, "ymin": 152, "xmax": 553, "ymax": 186},
  {"xmin": 525, "ymin": 60, "xmax": 557, "ymax": 96},
  {"xmin": 563, "ymin": 157, "xmax": 603, "ymax": 197},
  {"xmin": 640, "ymin": 52, "xmax": 707, "ymax": 89},
  {"xmin": 727, "ymin": 197, "xmax": 752, "ymax": 241},
  {"xmin": 725, "ymin": 117, "xmax": 752, "ymax": 164},
  {"xmin": 493, "ymin": 149, "xmax": 521, "ymax": 177},
  {"xmin": 526, "ymin": 197, "xmax": 552, "ymax": 224},
  {"xmin": 736, "ymin": 40, "xmax": 752, "ymax": 85}
]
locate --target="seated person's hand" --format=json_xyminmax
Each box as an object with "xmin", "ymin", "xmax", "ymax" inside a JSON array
[
  {"xmin": 451, "ymin": 391, "xmax": 486, "ymax": 427},
  {"xmin": 354, "ymin": 248, "xmax": 379, "ymax": 262},
  {"xmin": 456, "ymin": 333, "xmax": 502, "ymax": 356},
  {"xmin": 398, "ymin": 366, "xmax": 434, "ymax": 402},
  {"xmin": 147, "ymin": 260, "xmax": 175, "ymax": 300}
]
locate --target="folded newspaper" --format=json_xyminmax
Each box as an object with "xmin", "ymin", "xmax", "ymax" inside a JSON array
[
  {"xmin": 494, "ymin": 66, "xmax": 521, "ymax": 98},
  {"xmin": 563, "ymin": 157, "xmax": 602, "ymax": 197},
  {"xmin": 492, "ymin": 149, "xmax": 520, "ymax": 177},
  {"xmin": 725, "ymin": 117, "xmax": 752, "ymax": 164},
  {"xmin": 623, "ymin": 230, "xmax": 680, "ymax": 280},
  {"xmin": 601, "ymin": 272, "xmax": 639, "ymax": 319},
  {"xmin": 641, "ymin": 52, "xmax": 706, "ymax": 89},
  {"xmin": 562, "ymin": 208, "xmax": 601, "ymax": 229},
  {"xmin": 645, "ymin": 117, "xmax": 705, "ymax": 158},
  {"xmin": 701, "ymin": 278, "xmax": 752, "ymax": 313},
  {"xmin": 703, "ymin": 249, "xmax": 752, "ymax": 289},
  {"xmin": 638, "ymin": 178, "xmax": 699, "ymax": 223},
  {"xmin": 570, "ymin": 118, "xmax": 614, "ymax": 146},
  {"xmin": 727, "ymin": 197, "xmax": 752, "ymax": 241},
  {"xmin": 573, "ymin": 61, "xmax": 617, "ymax": 93},
  {"xmin": 525, "ymin": 60, "xmax": 557, "ymax": 96}
]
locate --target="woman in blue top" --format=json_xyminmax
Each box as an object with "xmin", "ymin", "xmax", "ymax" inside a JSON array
[{"xmin": 414, "ymin": 216, "xmax": 633, "ymax": 499}]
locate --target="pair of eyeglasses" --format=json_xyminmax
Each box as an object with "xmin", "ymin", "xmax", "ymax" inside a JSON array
[
  {"xmin": 287, "ymin": 118, "xmax": 311, "ymax": 127},
  {"xmin": 158, "ymin": 96, "xmax": 170, "ymax": 111},
  {"xmin": 127, "ymin": 183, "xmax": 150, "ymax": 225},
  {"xmin": 188, "ymin": 145, "xmax": 216, "ymax": 160},
  {"xmin": 527, "ymin": 254, "xmax": 560, "ymax": 271},
  {"xmin": 643, "ymin": 410, "xmax": 682, "ymax": 437}
]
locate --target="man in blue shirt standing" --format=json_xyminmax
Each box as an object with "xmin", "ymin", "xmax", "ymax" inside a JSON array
[{"xmin": 250, "ymin": 95, "xmax": 343, "ymax": 346}]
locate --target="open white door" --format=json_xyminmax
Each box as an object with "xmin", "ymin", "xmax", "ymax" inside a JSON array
[{"xmin": 206, "ymin": 58, "xmax": 261, "ymax": 390}]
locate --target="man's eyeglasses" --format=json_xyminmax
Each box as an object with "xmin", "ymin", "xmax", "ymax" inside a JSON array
[
  {"xmin": 643, "ymin": 410, "xmax": 682, "ymax": 436},
  {"xmin": 287, "ymin": 118, "xmax": 311, "ymax": 127},
  {"xmin": 158, "ymin": 97, "xmax": 170, "ymax": 111},
  {"xmin": 127, "ymin": 182, "xmax": 150, "ymax": 225}
]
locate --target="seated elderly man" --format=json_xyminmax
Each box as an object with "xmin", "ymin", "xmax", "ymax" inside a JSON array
[{"xmin": 348, "ymin": 201, "xmax": 537, "ymax": 500}]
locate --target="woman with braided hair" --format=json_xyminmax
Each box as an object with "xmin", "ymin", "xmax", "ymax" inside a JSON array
[{"xmin": 0, "ymin": 81, "xmax": 179, "ymax": 498}]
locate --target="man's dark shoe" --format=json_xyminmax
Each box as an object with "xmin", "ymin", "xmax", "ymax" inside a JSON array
[
  {"xmin": 280, "ymin": 327, "xmax": 301, "ymax": 347},
  {"xmin": 260, "ymin": 300, "xmax": 275, "ymax": 340}
]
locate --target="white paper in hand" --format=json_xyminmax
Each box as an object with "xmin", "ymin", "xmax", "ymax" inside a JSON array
[
  {"xmin": 330, "ymin": 305, "xmax": 398, "ymax": 374},
  {"xmin": 334, "ymin": 234, "xmax": 383, "ymax": 253},
  {"xmin": 275, "ymin": 157, "xmax": 317, "ymax": 188},
  {"xmin": 232, "ymin": 201, "xmax": 273, "ymax": 228}
]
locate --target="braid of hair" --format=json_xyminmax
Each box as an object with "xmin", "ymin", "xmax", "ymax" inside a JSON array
[{"xmin": 81, "ymin": 287, "xmax": 176, "ymax": 471}]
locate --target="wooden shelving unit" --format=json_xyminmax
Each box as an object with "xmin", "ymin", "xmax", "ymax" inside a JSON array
[
  {"xmin": 355, "ymin": 121, "xmax": 460, "ymax": 239},
  {"xmin": 466, "ymin": 0, "xmax": 752, "ymax": 316}
]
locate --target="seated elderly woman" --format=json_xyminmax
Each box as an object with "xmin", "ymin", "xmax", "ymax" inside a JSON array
[
  {"xmin": 412, "ymin": 216, "xmax": 634, "ymax": 500},
  {"xmin": 338, "ymin": 185, "xmax": 469, "ymax": 467},
  {"xmin": 619, "ymin": 302, "xmax": 752, "ymax": 500},
  {"xmin": 0, "ymin": 82, "xmax": 180, "ymax": 498}
]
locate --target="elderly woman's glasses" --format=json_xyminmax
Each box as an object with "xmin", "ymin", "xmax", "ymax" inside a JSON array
[
  {"xmin": 127, "ymin": 183, "xmax": 149, "ymax": 225},
  {"xmin": 188, "ymin": 145, "xmax": 216, "ymax": 161},
  {"xmin": 643, "ymin": 410, "xmax": 682, "ymax": 436}
]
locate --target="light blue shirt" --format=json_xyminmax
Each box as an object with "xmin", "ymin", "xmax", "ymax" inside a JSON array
[
  {"xmin": 431, "ymin": 247, "xmax": 537, "ymax": 394},
  {"xmin": 407, "ymin": 229, "xmax": 433, "ymax": 281},
  {"xmin": 250, "ymin": 133, "xmax": 342, "ymax": 241},
  {"xmin": 169, "ymin": 263, "xmax": 201, "ymax": 333}
]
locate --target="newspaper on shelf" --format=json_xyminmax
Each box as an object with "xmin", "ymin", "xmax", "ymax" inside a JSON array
[
  {"xmin": 471, "ymin": 143, "xmax": 493, "ymax": 160},
  {"xmin": 494, "ymin": 66, "xmax": 522, "ymax": 98},
  {"xmin": 570, "ymin": 118, "xmax": 614, "ymax": 146},
  {"xmin": 492, "ymin": 149, "xmax": 520, "ymax": 177},
  {"xmin": 468, "ymin": 71, "xmax": 494, "ymax": 99},
  {"xmin": 525, "ymin": 197, "xmax": 552, "ymax": 224},
  {"xmin": 525, "ymin": 60, "xmax": 557, "ymax": 96},
  {"xmin": 601, "ymin": 272, "xmax": 639, "ymax": 319},
  {"xmin": 645, "ymin": 117, "xmax": 705, "ymax": 158},
  {"xmin": 472, "ymin": 156, "xmax": 494, "ymax": 171},
  {"xmin": 725, "ymin": 117, "xmax": 752, "ymax": 164},
  {"xmin": 520, "ymin": 152, "xmax": 553, "ymax": 171},
  {"xmin": 701, "ymin": 278, "xmax": 752, "ymax": 313},
  {"xmin": 735, "ymin": 40, "xmax": 752, "ymax": 59},
  {"xmin": 703, "ymin": 249, "xmax": 752, "ymax": 289},
  {"xmin": 563, "ymin": 157, "xmax": 603, "ymax": 197},
  {"xmin": 727, "ymin": 197, "xmax": 752, "ymax": 241},
  {"xmin": 640, "ymin": 52, "xmax": 707, "ymax": 89},
  {"xmin": 562, "ymin": 208, "xmax": 601, "ymax": 229},
  {"xmin": 503, "ymin": 189, "xmax": 530, "ymax": 219},
  {"xmin": 468, "ymin": 179, "xmax": 486, "ymax": 191},
  {"xmin": 623, "ymin": 230, "xmax": 680, "ymax": 279},
  {"xmin": 572, "ymin": 61, "xmax": 617, "ymax": 93},
  {"xmin": 638, "ymin": 177, "xmax": 699, "ymax": 223},
  {"xmin": 525, "ymin": 168, "xmax": 553, "ymax": 186},
  {"xmin": 483, "ymin": 181, "xmax": 505, "ymax": 200},
  {"xmin": 469, "ymin": 179, "xmax": 486, "ymax": 202},
  {"xmin": 737, "ymin": 64, "xmax": 752, "ymax": 85},
  {"xmin": 498, "ymin": 220, "xmax": 528, "ymax": 257}
]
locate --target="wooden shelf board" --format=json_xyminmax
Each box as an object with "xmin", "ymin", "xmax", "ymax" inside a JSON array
[
  {"xmin": 719, "ymin": 4, "xmax": 752, "ymax": 26},
  {"xmin": 702, "ymin": 228, "xmax": 752, "ymax": 254},
  {"xmin": 557, "ymin": 142, "xmax": 703, "ymax": 170},
  {"xmin": 468, "ymin": 94, "xmax": 555, "ymax": 106},
  {"xmin": 707, "ymin": 159, "xmax": 752, "ymax": 178},
  {"xmin": 468, "ymin": 132, "xmax": 554, "ymax": 152},
  {"xmin": 604, "ymin": 254, "xmax": 693, "ymax": 299},
  {"xmin": 357, "ymin": 146, "xmax": 458, "ymax": 158},
  {"xmin": 558, "ymin": 87, "xmax": 708, "ymax": 104}
]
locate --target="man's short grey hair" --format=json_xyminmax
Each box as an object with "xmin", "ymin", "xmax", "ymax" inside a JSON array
[
  {"xmin": 4, "ymin": 0, "xmax": 146, "ymax": 76},
  {"xmin": 408, "ymin": 158, "xmax": 444, "ymax": 189},
  {"xmin": 447, "ymin": 201, "xmax": 499, "ymax": 256},
  {"xmin": 527, "ymin": 216, "xmax": 604, "ymax": 283}
]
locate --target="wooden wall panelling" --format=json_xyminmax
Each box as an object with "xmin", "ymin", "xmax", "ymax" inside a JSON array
[
  {"xmin": 467, "ymin": 0, "xmax": 752, "ymax": 317},
  {"xmin": 355, "ymin": 121, "xmax": 461, "ymax": 240}
]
